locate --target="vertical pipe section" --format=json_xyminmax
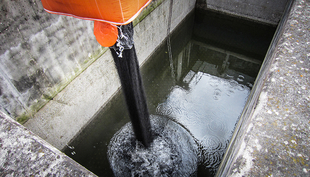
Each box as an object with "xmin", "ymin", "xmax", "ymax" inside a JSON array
[{"xmin": 110, "ymin": 44, "xmax": 153, "ymax": 148}]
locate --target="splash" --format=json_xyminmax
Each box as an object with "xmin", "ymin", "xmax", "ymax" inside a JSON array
[{"xmin": 108, "ymin": 115, "xmax": 198, "ymax": 177}]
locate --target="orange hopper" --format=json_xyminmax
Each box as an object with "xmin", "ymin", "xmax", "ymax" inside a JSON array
[{"xmin": 41, "ymin": 0, "xmax": 151, "ymax": 47}]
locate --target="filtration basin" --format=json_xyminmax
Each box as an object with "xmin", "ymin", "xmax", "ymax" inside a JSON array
[{"xmin": 64, "ymin": 9, "xmax": 276, "ymax": 176}]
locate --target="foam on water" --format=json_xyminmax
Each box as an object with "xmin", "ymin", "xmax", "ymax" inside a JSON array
[{"xmin": 108, "ymin": 115, "xmax": 198, "ymax": 177}]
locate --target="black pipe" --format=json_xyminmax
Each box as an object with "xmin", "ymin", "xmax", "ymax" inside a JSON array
[{"xmin": 109, "ymin": 23, "xmax": 153, "ymax": 148}]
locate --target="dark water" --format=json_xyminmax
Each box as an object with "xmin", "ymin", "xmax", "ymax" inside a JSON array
[{"xmin": 64, "ymin": 9, "xmax": 276, "ymax": 176}]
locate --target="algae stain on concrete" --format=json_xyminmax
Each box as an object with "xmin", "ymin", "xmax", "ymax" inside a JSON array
[
  {"xmin": 133, "ymin": 0, "xmax": 164, "ymax": 26},
  {"xmin": 17, "ymin": 46, "xmax": 108, "ymax": 124}
]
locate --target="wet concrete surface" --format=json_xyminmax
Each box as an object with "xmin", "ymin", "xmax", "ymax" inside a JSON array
[
  {"xmin": 0, "ymin": 111, "xmax": 96, "ymax": 176},
  {"xmin": 217, "ymin": 0, "xmax": 310, "ymax": 176}
]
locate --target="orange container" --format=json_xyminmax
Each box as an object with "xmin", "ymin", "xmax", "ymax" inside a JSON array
[
  {"xmin": 93, "ymin": 21, "xmax": 119, "ymax": 47},
  {"xmin": 41, "ymin": 0, "xmax": 151, "ymax": 47},
  {"xmin": 41, "ymin": 0, "xmax": 152, "ymax": 25}
]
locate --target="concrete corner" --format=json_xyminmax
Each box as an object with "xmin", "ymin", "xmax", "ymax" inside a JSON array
[{"xmin": 0, "ymin": 111, "xmax": 96, "ymax": 176}]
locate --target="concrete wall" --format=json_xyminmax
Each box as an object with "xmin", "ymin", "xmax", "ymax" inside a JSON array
[
  {"xmin": 23, "ymin": 0, "xmax": 195, "ymax": 150},
  {"xmin": 0, "ymin": 0, "xmax": 194, "ymax": 121},
  {"xmin": 196, "ymin": 0, "xmax": 289, "ymax": 25},
  {"xmin": 0, "ymin": 0, "xmax": 103, "ymax": 122}
]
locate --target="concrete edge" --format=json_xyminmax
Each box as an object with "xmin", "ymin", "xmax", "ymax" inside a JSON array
[
  {"xmin": 0, "ymin": 110, "xmax": 97, "ymax": 176},
  {"xmin": 215, "ymin": 0, "xmax": 295, "ymax": 176}
]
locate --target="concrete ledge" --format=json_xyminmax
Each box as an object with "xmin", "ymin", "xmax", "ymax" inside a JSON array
[
  {"xmin": 196, "ymin": 0, "xmax": 289, "ymax": 25},
  {"xmin": 217, "ymin": 0, "xmax": 310, "ymax": 176},
  {"xmin": 0, "ymin": 111, "xmax": 96, "ymax": 176}
]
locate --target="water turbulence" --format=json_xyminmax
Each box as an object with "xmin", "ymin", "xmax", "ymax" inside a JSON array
[
  {"xmin": 108, "ymin": 115, "xmax": 198, "ymax": 177},
  {"xmin": 108, "ymin": 23, "xmax": 198, "ymax": 176}
]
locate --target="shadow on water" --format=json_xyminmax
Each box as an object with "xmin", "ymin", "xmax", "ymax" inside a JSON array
[{"xmin": 64, "ymin": 9, "xmax": 276, "ymax": 176}]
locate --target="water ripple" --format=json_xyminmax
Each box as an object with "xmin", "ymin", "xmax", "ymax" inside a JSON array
[
  {"xmin": 201, "ymin": 135, "xmax": 222, "ymax": 151},
  {"xmin": 213, "ymin": 88, "xmax": 222, "ymax": 100},
  {"xmin": 209, "ymin": 77, "xmax": 221, "ymax": 87},
  {"xmin": 156, "ymin": 103, "xmax": 173, "ymax": 116}
]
